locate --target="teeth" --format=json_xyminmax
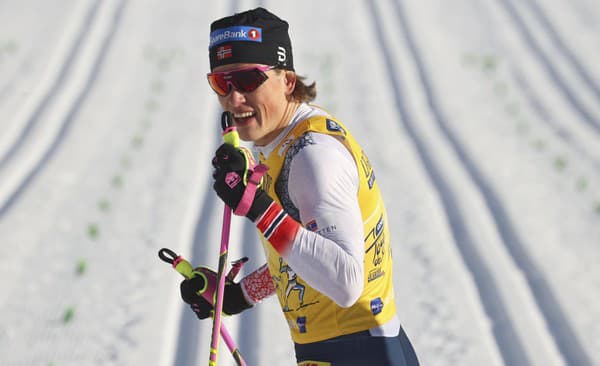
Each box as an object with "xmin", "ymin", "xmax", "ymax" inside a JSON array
[{"xmin": 234, "ymin": 111, "xmax": 254, "ymax": 118}]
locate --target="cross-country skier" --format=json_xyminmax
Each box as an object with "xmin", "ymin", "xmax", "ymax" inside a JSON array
[{"xmin": 179, "ymin": 7, "xmax": 420, "ymax": 365}]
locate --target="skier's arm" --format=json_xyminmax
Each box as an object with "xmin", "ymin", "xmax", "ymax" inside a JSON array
[{"xmin": 283, "ymin": 134, "xmax": 364, "ymax": 307}]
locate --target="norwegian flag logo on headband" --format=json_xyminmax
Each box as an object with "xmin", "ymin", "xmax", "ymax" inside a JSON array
[{"xmin": 216, "ymin": 45, "xmax": 232, "ymax": 60}]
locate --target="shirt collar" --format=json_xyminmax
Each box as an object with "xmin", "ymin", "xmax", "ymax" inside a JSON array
[{"xmin": 253, "ymin": 103, "xmax": 328, "ymax": 159}]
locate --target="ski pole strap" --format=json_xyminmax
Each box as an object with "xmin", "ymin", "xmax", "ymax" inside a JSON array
[
  {"xmin": 158, "ymin": 248, "xmax": 178, "ymax": 264},
  {"xmin": 234, "ymin": 164, "xmax": 269, "ymax": 216}
]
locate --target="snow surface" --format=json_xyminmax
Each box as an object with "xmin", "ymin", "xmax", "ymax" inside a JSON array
[{"xmin": 0, "ymin": 0, "xmax": 599, "ymax": 365}]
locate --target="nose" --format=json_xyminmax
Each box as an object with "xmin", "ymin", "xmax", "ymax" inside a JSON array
[{"xmin": 226, "ymin": 89, "xmax": 246, "ymax": 108}]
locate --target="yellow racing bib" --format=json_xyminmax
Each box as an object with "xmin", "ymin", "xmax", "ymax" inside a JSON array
[{"xmin": 259, "ymin": 116, "xmax": 396, "ymax": 344}]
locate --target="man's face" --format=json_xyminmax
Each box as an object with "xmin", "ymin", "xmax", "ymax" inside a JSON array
[{"xmin": 211, "ymin": 63, "xmax": 295, "ymax": 145}]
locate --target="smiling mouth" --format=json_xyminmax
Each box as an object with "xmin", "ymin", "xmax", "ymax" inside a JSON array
[{"xmin": 233, "ymin": 111, "xmax": 255, "ymax": 124}]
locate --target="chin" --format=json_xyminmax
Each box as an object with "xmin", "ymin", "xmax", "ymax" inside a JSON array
[{"xmin": 236, "ymin": 128, "xmax": 256, "ymax": 142}]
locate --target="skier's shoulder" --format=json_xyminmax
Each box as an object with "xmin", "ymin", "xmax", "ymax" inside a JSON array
[
  {"xmin": 286, "ymin": 130, "xmax": 351, "ymax": 169},
  {"xmin": 285, "ymin": 105, "xmax": 352, "ymax": 168}
]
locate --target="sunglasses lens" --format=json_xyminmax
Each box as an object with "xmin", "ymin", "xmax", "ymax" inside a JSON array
[
  {"xmin": 207, "ymin": 68, "xmax": 270, "ymax": 96},
  {"xmin": 234, "ymin": 69, "xmax": 269, "ymax": 93},
  {"xmin": 207, "ymin": 74, "xmax": 230, "ymax": 96}
]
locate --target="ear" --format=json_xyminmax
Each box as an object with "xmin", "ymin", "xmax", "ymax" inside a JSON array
[{"xmin": 283, "ymin": 71, "xmax": 297, "ymax": 96}]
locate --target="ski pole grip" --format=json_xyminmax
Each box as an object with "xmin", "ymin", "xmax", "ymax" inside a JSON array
[
  {"xmin": 158, "ymin": 248, "xmax": 195, "ymax": 279},
  {"xmin": 221, "ymin": 111, "xmax": 239, "ymax": 147},
  {"xmin": 174, "ymin": 259, "xmax": 195, "ymax": 280}
]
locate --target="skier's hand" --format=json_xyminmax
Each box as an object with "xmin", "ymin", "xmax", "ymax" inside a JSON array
[
  {"xmin": 180, "ymin": 277, "xmax": 213, "ymax": 319},
  {"xmin": 179, "ymin": 266, "xmax": 253, "ymax": 319},
  {"xmin": 212, "ymin": 143, "xmax": 272, "ymax": 221}
]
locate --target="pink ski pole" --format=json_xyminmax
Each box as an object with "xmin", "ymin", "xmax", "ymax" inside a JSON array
[{"xmin": 209, "ymin": 111, "xmax": 243, "ymax": 366}]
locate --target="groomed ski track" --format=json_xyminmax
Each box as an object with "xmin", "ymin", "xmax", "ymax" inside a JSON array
[
  {"xmin": 494, "ymin": 0, "xmax": 600, "ymax": 171},
  {"xmin": 0, "ymin": 0, "xmax": 127, "ymax": 218},
  {"xmin": 370, "ymin": 0, "xmax": 592, "ymax": 365},
  {"xmin": 495, "ymin": 0, "xmax": 600, "ymax": 134}
]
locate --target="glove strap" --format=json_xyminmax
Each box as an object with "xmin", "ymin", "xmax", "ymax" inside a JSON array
[{"xmin": 234, "ymin": 164, "xmax": 269, "ymax": 216}]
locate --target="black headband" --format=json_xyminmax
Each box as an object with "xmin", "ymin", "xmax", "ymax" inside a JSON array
[{"xmin": 209, "ymin": 7, "xmax": 294, "ymax": 71}]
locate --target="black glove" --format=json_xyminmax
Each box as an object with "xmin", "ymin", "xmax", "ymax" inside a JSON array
[
  {"xmin": 180, "ymin": 277, "xmax": 213, "ymax": 319},
  {"xmin": 180, "ymin": 268, "xmax": 253, "ymax": 320},
  {"xmin": 212, "ymin": 143, "xmax": 272, "ymax": 221}
]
